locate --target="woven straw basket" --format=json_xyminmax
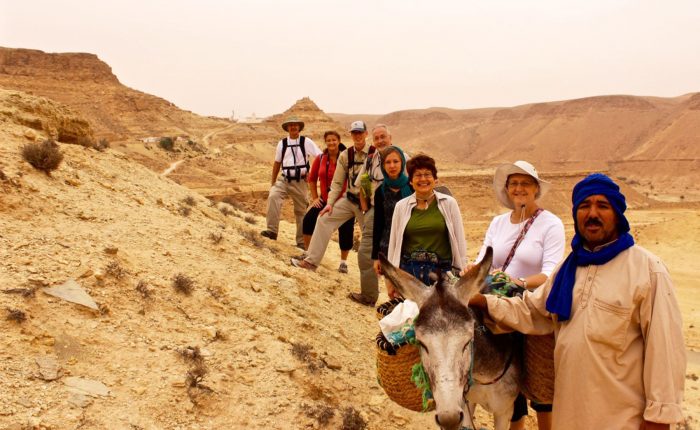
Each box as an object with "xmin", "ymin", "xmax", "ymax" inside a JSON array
[
  {"xmin": 521, "ymin": 333, "xmax": 555, "ymax": 404},
  {"xmin": 376, "ymin": 343, "xmax": 434, "ymax": 412}
]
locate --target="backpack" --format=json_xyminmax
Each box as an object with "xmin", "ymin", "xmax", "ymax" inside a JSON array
[
  {"xmin": 281, "ymin": 136, "xmax": 308, "ymax": 182},
  {"xmin": 347, "ymin": 144, "xmax": 376, "ymax": 185}
]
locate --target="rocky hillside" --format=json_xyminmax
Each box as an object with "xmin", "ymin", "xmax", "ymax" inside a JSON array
[
  {"xmin": 0, "ymin": 89, "xmax": 442, "ymax": 429},
  {"xmin": 0, "ymin": 47, "xmax": 227, "ymax": 141}
]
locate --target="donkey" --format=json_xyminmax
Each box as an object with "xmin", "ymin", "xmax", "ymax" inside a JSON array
[{"xmin": 380, "ymin": 247, "xmax": 520, "ymax": 430}]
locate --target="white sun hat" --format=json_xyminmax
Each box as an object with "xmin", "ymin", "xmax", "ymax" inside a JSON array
[{"xmin": 493, "ymin": 160, "xmax": 551, "ymax": 209}]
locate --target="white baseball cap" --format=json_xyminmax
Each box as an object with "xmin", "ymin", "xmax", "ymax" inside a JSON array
[{"xmin": 349, "ymin": 120, "xmax": 367, "ymax": 132}]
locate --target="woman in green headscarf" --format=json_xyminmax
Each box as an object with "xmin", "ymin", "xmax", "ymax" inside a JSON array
[{"xmin": 372, "ymin": 146, "xmax": 412, "ymax": 298}]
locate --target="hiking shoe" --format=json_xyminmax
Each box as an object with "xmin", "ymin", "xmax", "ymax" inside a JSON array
[
  {"xmin": 290, "ymin": 257, "xmax": 317, "ymax": 272},
  {"xmin": 260, "ymin": 230, "xmax": 277, "ymax": 240},
  {"xmin": 338, "ymin": 262, "xmax": 348, "ymax": 274},
  {"xmin": 348, "ymin": 292, "xmax": 376, "ymax": 307},
  {"xmin": 293, "ymin": 252, "xmax": 308, "ymax": 260}
]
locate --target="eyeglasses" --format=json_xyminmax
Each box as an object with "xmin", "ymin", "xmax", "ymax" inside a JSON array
[
  {"xmin": 413, "ymin": 173, "xmax": 434, "ymax": 179},
  {"xmin": 507, "ymin": 180, "xmax": 536, "ymax": 189}
]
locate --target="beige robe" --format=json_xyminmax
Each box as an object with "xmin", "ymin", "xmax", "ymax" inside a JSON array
[{"xmin": 485, "ymin": 245, "xmax": 685, "ymax": 429}]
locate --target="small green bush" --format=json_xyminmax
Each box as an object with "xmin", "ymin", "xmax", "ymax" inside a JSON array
[
  {"xmin": 22, "ymin": 140, "xmax": 64, "ymax": 174},
  {"xmin": 159, "ymin": 137, "xmax": 174, "ymax": 151}
]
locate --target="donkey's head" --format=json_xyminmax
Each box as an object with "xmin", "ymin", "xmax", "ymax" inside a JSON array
[{"xmin": 380, "ymin": 248, "xmax": 492, "ymax": 430}]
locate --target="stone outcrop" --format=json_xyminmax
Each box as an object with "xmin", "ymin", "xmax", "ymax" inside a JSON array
[{"xmin": 0, "ymin": 88, "xmax": 93, "ymax": 143}]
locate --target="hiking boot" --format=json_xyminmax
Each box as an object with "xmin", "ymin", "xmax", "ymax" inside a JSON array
[
  {"xmin": 348, "ymin": 292, "xmax": 376, "ymax": 307},
  {"xmin": 290, "ymin": 257, "xmax": 317, "ymax": 272},
  {"xmin": 338, "ymin": 262, "xmax": 348, "ymax": 274},
  {"xmin": 260, "ymin": 230, "xmax": 277, "ymax": 240}
]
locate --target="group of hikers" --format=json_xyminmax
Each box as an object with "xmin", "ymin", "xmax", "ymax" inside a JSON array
[{"xmin": 260, "ymin": 116, "xmax": 686, "ymax": 430}]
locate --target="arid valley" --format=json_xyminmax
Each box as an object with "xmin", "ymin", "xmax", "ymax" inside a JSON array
[{"xmin": 1, "ymin": 47, "xmax": 698, "ymax": 429}]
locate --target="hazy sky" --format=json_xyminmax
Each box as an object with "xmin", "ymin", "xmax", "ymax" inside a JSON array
[{"xmin": 2, "ymin": 0, "xmax": 699, "ymax": 118}]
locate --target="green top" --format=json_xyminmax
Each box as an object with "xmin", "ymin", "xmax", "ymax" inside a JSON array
[{"xmin": 402, "ymin": 200, "xmax": 452, "ymax": 260}]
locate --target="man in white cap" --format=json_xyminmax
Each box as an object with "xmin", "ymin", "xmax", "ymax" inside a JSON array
[
  {"xmin": 290, "ymin": 120, "xmax": 380, "ymax": 306},
  {"xmin": 261, "ymin": 116, "xmax": 321, "ymax": 248}
]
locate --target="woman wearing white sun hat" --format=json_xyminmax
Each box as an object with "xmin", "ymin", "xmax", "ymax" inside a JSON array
[{"xmin": 472, "ymin": 160, "xmax": 565, "ymax": 430}]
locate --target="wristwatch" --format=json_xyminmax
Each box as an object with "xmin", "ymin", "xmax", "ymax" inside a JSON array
[{"xmin": 518, "ymin": 277, "xmax": 528, "ymax": 289}]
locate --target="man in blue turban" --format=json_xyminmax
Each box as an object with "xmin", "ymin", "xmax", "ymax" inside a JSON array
[{"xmin": 469, "ymin": 173, "xmax": 686, "ymax": 430}]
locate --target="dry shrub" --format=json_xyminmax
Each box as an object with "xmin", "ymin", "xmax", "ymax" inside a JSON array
[
  {"xmin": 173, "ymin": 273, "xmax": 194, "ymax": 295},
  {"xmin": 105, "ymin": 261, "xmax": 126, "ymax": 279},
  {"xmin": 291, "ymin": 342, "xmax": 322, "ymax": 373},
  {"xmin": 240, "ymin": 229, "xmax": 264, "ymax": 248},
  {"xmin": 178, "ymin": 205, "xmax": 192, "ymax": 217},
  {"xmin": 302, "ymin": 404, "xmax": 335, "ymax": 426},
  {"xmin": 209, "ymin": 232, "xmax": 224, "ymax": 244},
  {"xmin": 219, "ymin": 205, "xmax": 234, "ymax": 217},
  {"xmin": 135, "ymin": 280, "xmax": 152, "ymax": 299},
  {"xmin": 6, "ymin": 308, "xmax": 27, "ymax": 323},
  {"xmin": 178, "ymin": 346, "xmax": 213, "ymax": 403},
  {"xmin": 182, "ymin": 196, "xmax": 197, "ymax": 207},
  {"xmin": 244, "ymin": 215, "xmax": 256, "ymax": 225},
  {"xmin": 178, "ymin": 345, "xmax": 204, "ymax": 364},
  {"xmin": 22, "ymin": 139, "xmax": 64, "ymax": 174},
  {"xmin": 94, "ymin": 138, "xmax": 110, "ymax": 151},
  {"xmin": 341, "ymin": 407, "xmax": 367, "ymax": 430}
]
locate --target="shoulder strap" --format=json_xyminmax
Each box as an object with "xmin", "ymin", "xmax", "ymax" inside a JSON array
[
  {"xmin": 502, "ymin": 208, "xmax": 544, "ymax": 271},
  {"xmin": 299, "ymin": 136, "xmax": 306, "ymax": 162},
  {"xmin": 347, "ymin": 146, "xmax": 355, "ymax": 169},
  {"xmin": 364, "ymin": 145, "xmax": 378, "ymax": 170},
  {"xmin": 281, "ymin": 137, "xmax": 288, "ymax": 160}
]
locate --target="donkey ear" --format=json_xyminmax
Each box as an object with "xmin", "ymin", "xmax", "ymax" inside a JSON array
[
  {"xmin": 452, "ymin": 247, "xmax": 493, "ymax": 306},
  {"xmin": 378, "ymin": 254, "xmax": 432, "ymax": 307}
]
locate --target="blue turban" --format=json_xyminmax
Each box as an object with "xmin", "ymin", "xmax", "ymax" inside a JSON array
[{"xmin": 545, "ymin": 173, "xmax": 635, "ymax": 321}]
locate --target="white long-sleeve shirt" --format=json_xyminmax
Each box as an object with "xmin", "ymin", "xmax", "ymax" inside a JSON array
[{"xmin": 475, "ymin": 210, "xmax": 565, "ymax": 279}]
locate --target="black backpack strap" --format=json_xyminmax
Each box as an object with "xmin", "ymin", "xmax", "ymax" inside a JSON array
[
  {"xmin": 281, "ymin": 136, "xmax": 308, "ymax": 182},
  {"xmin": 281, "ymin": 137, "xmax": 288, "ymax": 160}
]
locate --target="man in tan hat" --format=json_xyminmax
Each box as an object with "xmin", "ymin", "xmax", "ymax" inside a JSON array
[{"xmin": 261, "ymin": 116, "xmax": 321, "ymax": 248}]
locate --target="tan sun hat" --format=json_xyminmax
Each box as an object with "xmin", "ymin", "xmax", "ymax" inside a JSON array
[
  {"xmin": 281, "ymin": 116, "xmax": 305, "ymax": 132},
  {"xmin": 493, "ymin": 160, "xmax": 551, "ymax": 209}
]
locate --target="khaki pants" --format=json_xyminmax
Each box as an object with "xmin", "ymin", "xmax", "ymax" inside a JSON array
[
  {"xmin": 306, "ymin": 199, "xmax": 379, "ymax": 302},
  {"xmin": 265, "ymin": 177, "xmax": 308, "ymax": 246}
]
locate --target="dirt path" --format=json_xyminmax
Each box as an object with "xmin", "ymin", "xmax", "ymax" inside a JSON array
[
  {"xmin": 161, "ymin": 159, "xmax": 184, "ymax": 176},
  {"xmin": 160, "ymin": 123, "xmax": 235, "ymax": 176},
  {"xmin": 202, "ymin": 123, "xmax": 235, "ymax": 146}
]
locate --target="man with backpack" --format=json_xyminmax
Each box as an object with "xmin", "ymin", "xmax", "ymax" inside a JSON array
[
  {"xmin": 291, "ymin": 121, "xmax": 392, "ymax": 307},
  {"xmin": 261, "ymin": 116, "xmax": 321, "ymax": 248}
]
